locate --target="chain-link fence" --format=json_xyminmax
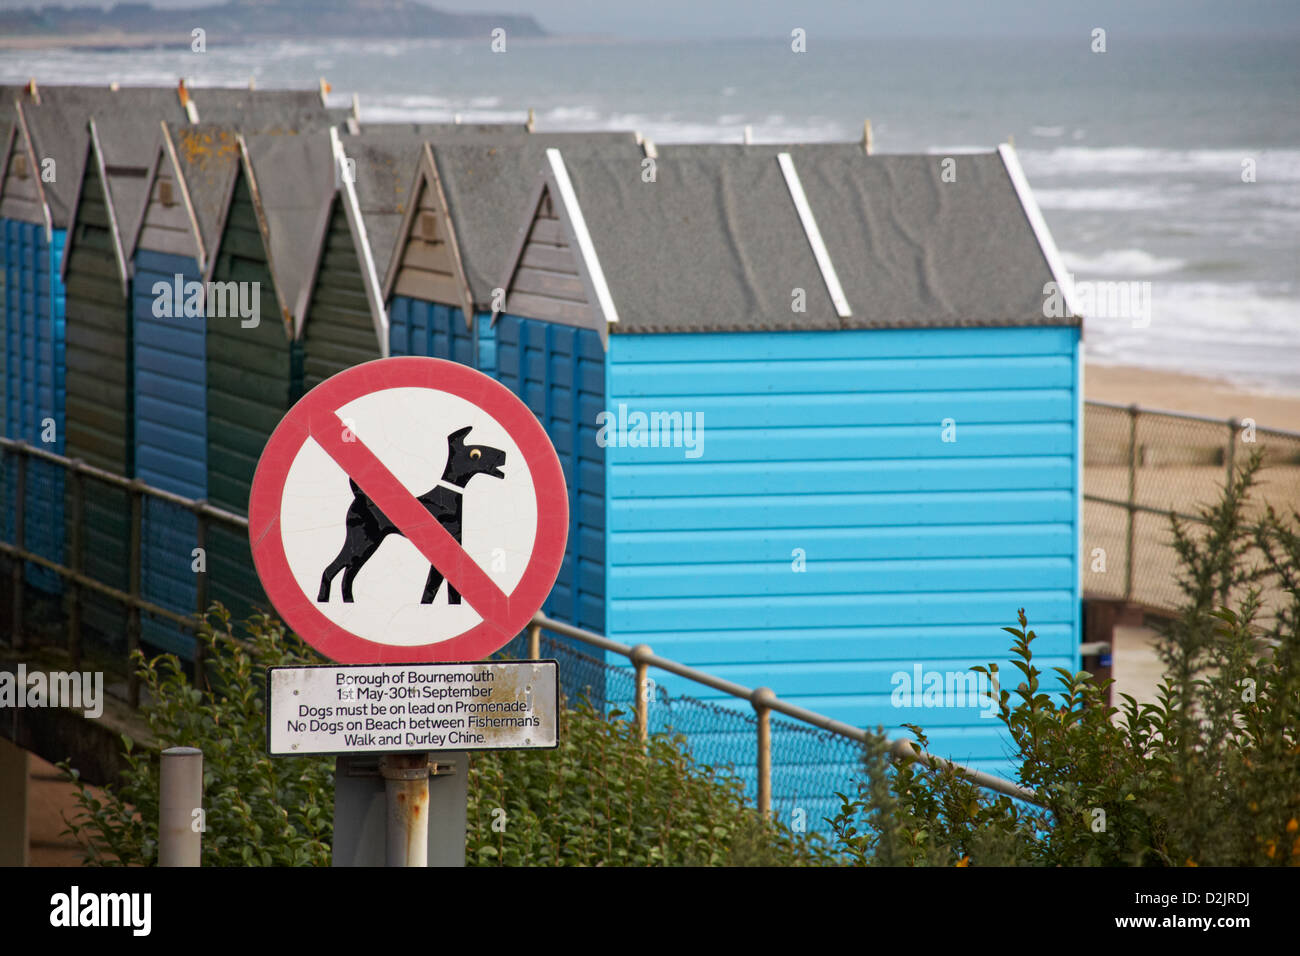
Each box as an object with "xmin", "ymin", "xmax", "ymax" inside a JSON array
[
  {"xmin": 495, "ymin": 626, "xmax": 864, "ymax": 833},
  {"xmin": 1083, "ymin": 400, "xmax": 1300, "ymax": 616}
]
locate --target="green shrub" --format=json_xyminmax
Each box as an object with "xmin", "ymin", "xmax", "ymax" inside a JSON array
[
  {"xmin": 830, "ymin": 451, "xmax": 1300, "ymax": 866},
  {"xmin": 62, "ymin": 611, "xmax": 833, "ymax": 866}
]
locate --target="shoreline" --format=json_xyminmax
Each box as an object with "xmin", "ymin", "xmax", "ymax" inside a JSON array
[{"xmin": 1085, "ymin": 361, "xmax": 1300, "ymax": 432}]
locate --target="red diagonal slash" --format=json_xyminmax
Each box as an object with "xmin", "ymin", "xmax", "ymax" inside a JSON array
[{"xmin": 308, "ymin": 411, "xmax": 511, "ymax": 627}]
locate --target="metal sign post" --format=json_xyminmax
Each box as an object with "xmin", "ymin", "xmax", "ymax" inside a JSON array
[{"xmin": 247, "ymin": 356, "xmax": 569, "ymax": 868}]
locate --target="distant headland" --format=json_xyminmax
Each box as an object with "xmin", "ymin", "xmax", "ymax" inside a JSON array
[{"xmin": 0, "ymin": 0, "xmax": 547, "ymax": 49}]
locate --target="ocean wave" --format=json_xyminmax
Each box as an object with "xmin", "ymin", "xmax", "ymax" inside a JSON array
[
  {"xmin": 1083, "ymin": 282, "xmax": 1300, "ymax": 391},
  {"xmin": 1062, "ymin": 249, "xmax": 1186, "ymax": 276},
  {"xmin": 1034, "ymin": 188, "xmax": 1175, "ymax": 211},
  {"xmin": 1020, "ymin": 147, "xmax": 1300, "ymax": 181}
]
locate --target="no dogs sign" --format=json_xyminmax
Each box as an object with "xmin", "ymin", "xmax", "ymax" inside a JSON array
[{"xmin": 248, "ymin": 357, "xmax": 568, "ymax": 663}]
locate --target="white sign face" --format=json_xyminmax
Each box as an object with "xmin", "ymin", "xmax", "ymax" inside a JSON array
[
  {"xmin": 280, "ymin": 387, "xmax": 538, "ymax": 647},
  {"xmin": 267, "ymin": 661, "xmax": 559, "ymax": 756}
]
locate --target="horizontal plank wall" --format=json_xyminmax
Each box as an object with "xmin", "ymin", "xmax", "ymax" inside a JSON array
[
  {"xmin": 300, "ymin": 199, "xmax": 380, "ymax": 393},
  {"xmin": 388, "ymin": 172, "xmax": 464, "ymax": 306},
  {"xmin": 63, "ymin": 159, "xmax": 131, "ymax": 644},
  {"xmin": 205, "ymin": 172, "xmax": 299, "ymax": 632},
  {"xmin": 132, "ymin": 249, "xmax": 206, "ymax": 657},
  {"xmin": 1, "ymin": 219, "xmax": 65, "ymax": 594},
  {"xmin": 505, "ymin": 189, "xmax": 595, "ymax": 328},
  {"xmin": 387, "ymin": 297, "xmax": 474, "ymax": 366},
  {"xmin": 605, "ymin": 325, "xmax": 1082, "ymax": 804}
]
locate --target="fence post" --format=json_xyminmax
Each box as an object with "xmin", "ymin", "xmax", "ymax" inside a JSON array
[
  {"xmin": 159, "ymin": 747, "xmax": 203, "ymax": 866},
  {"xmin": 127, "ymin": 481, "xmax": 143, "ymax": 709},
  {"xmin": 1225, "ymin": 417, "xmax": 1239, "ymax": 488},
  {"xmin": 10, "ymin": 444, "xmax": 26, "ymax": 650},
  {"xmin": 67, "ymin": 461, "xmax": 85, "ymax": 669},
  {"xmin": 751, "ymin": 686, "xmax": 776, "ymax": 816},
  {"xmin": 1124, "ymin": 404, "xmax": 1139, "ymax": 601},
  {"xmin": 193, "ymin": 508, "xmax": 208, "ymax": 690},
  {"xmin": 527, "ymin": 620, "xmax": 541, "ymax": 660},
  {"xmin": 630, "ymin": 643, "xmax": 653, "ymax": 742}
]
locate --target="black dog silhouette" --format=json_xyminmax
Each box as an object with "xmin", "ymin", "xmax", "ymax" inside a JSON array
[{"xmin": 317, "ymin": 425, "xmax": 506, "ymax": 605}]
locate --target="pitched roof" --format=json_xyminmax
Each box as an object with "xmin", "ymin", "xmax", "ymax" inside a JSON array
[
  {"xmin": 339, "ymin": 133, "xmax": 428, "ymax": 284},
  {"xmin": 796, "ymin": 150, "xmax": 1070, "ymax": 328},
  {"xmin": 241, "ymin": 128, "xmax": 337, "ymax": 328},
  {"xmin": 432, "ymin": 135, "xmax": 642, "ymax": 307},
  {"xmin": 165, "ymin": 123, "xmax": 243, "ymax": 262},
  {"xmin": 188, "ymin": 87, "xmax": 335, "ymax": 129},
  {"xmin": 523, "ymin": 146, "xmax": 1075, "ymax": 334},
  {"xmin": 553, "ymin": 149, "xmax": 844, "ymax": 333}
]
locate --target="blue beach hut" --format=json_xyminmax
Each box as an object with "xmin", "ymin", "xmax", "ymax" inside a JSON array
[
  {"xmin": 382, "ymin": 134, "xmax": 642, "ymax": 644},
  {"xmin": 491, "ymin": 144, "xmax": 1082, "ymax": 817}
]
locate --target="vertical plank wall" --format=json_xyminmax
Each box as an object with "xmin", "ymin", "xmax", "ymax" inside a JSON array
[
  {"xmin": 63, "ymin": 161, "xmax": 131, "ymax": 644},
  {"xmin": 488, "ymin": 314, "xmax": 606, "ymax": 703},
  {"xmin": 1, "ymin": 219, "xmax": 65, "ymax": 594},
  {"xmin": 604, "ymin": 325, "xmax": 1082, "ymax": 807},
  {"xmin": 387, "ymin": 297, "xmax": 475, "ymax": 366},
  {"xmin": 133, "ymin": 249, "xmax": 206, "ymax": 657}
]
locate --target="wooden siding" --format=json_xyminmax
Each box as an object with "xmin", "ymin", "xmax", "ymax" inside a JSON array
[
  {"xmin": 604, "ymin": 326, "xmax": 1083, "ymax": 792},
  {"xmin": 205, "ymin": 172, "xmax": 298, "ymax": 629},
  {"xmin": 1, "ymin": 220, "xmax": 65, "ymax": 594},
  {"xmin": 491, "ymin": 315, "xmax": 606, "ymax": 636},
  {"xmin": 64, "ymin": 161, "xmax": 132, "ymax": 643},
  {"xmin": 135, "ymin": 152, "xmax": 199, "ymax": 260},
  {"xmin": 300, "ymin": 199, "xmax": 381, "ymax": 393},
  {"xmin": 504, "ymin": 188, "xmax": 596, "ymax": 328},
  {"xmin": 133, "ymin": 248, "xmax": 205, "ymax": 657},
  {"xmin": 387, "ymin": 296, "xmax": 475, "ymax": 366},
  {"xmin": 390, "ymin": 174, "xmax": 463, "ymax": 305},
  {"xmin": 0, "ymin": 129, "xmax": 44, "ymax": 224}
]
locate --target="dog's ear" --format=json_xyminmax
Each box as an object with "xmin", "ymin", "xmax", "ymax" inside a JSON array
[{"xmin": 447, "ymin": 425, "xmax": 473, "ymax": 447}]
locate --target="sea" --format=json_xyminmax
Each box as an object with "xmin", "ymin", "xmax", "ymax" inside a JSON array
[{"xmin": 3, "ymin": 33, "xmax": 1297, "ymax": 393}]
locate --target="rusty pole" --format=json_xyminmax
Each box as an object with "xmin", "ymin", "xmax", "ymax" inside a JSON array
[
  {"xmin": 751, "ymin": 687, "xmax": 776, "ymax": 817},
  {"xmin": 380, "ymin": 753, "xmax": 430, "ymax": 866},
  {"xmin": 527, "ymin": 620, "xmax": 541, "ymax": 660},
  {"xmin": 630, "ymin": 643, "xmax": 653, "ymax": 743}
]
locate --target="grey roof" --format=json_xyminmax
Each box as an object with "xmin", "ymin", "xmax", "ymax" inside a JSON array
[
  {"xmin": 432, "ymin": 136, "xmax": 643, "ymax": 307},
  {"xmin": 14, "ymin": 86, "xmax": 186, "ymax": 229},
  {"xmin": 166, "ymin": 123, "xmax": 243, "ymax": 261},
  {"xmin": 242, "ymin": 129, "xmax": 337, "ymax": 322},
  {"xmin": 18, "ymin": 87, "xmax": 122, "ymax": 227},
  {"xmin": 341, "ymin": 133, "xmax": 428, "ymax": 284},
  {"xmin": 350, "ymin": 122, "xmax": 528, "ymax": 137},
  {"xmin": 556, "ymin": 148, "xmax": 1070, "ymax": 333},
  {"xmin": 189, "ymin": 87, "xmax": 336, "ymax": 131},
  {"xmin": 561, "ymin": 151, "xmax": 843, "ymax": 333},
  {"xmin": 792, "ymin": 151, "xmax": 1067, "ymax": 329}
]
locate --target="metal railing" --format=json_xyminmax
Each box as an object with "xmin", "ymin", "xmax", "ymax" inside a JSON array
[
  {"xmin": 0, "ymin": 436, "xmax": 247, "ymax": 704},
  {"xmin": 0, "ymin": 435, "xmax": 1044, "ymax": 816},
  {"xmin": 1082, "ymin": 401, "xmax": 1300, "ymax": 614}
]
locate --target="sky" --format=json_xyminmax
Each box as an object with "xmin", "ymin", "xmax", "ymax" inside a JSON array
[{"xmin": 3, "ymin": 0, "xmax": 1299, "ymax": 39}]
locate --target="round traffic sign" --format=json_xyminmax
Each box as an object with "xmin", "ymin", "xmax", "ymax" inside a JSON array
[{"xmin": 248, "ymin": 357, "xmax": 568, "ymax": 663}]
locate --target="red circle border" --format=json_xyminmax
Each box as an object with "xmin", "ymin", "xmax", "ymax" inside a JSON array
[{"xmin": 248, "ymin": 356, "xmax": 569, "ymax": 664}]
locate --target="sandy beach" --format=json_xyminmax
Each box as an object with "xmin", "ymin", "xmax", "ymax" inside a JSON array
[{"xmin": 1086, "ymin": 361, "xmax": 1300, "ymax": 433}]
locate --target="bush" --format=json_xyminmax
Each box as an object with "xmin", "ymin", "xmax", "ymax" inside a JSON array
[
  {"xmin": 830, "ymin": 451, "xmax": 1300, "ymax": 866},
  {"xmin": 62, "ymin": 611, "xmax": 833, "ymax": 866}
]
